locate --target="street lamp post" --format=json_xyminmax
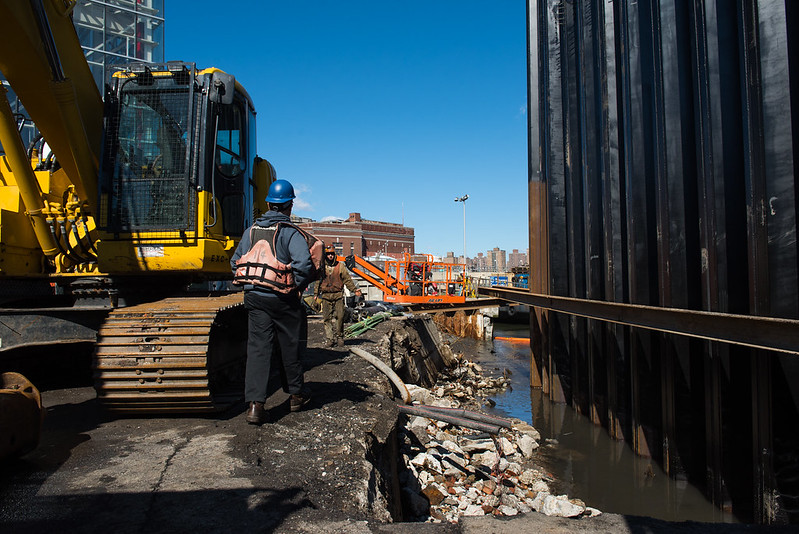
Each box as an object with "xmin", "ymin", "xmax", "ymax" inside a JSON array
[{"xmin": 454, "ymin": 194, "xmax": 468, "ymax": 269}]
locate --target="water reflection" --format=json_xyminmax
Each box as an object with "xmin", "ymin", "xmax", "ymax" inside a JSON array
[{"xmin": 461, "ymin": 322, "xmax": 737, "ymax": 524}]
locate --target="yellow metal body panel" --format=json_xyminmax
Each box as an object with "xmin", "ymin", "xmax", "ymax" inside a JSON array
[
  {"xmin": 253, "ymin": 158, "xmax": 276, "ymax": 218},
  {"xmin": 0, "ymin": 245, "xmax": 43, "ymax": 276},
  {"xmin": 96, "ymin": 238, "xmax": 234, "ymax": 274},
  {"xmin": 0, "ymin": 184, "xmax": 21, "ymax": 213},
  {"xmin": 94, "ymin": 190, "xmax": 234, "ymax": 275},
  {"xmin": 0, "ymin": 159, "xmax": 44, "ymax": 274}
]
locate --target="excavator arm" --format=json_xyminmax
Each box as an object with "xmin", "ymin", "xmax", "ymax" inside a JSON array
[
  {"xmin": 0, "ymin": 0, "xmax": 103, "ymax": 270},
  {"xmin": 0, "ymin": 0, "xmax": 102, "ymax": 204}
]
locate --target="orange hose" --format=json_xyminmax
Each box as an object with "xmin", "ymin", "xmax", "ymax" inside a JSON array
[{"xmin": 494, "ymin": 336, "xmax": 530, "ymax": 343}]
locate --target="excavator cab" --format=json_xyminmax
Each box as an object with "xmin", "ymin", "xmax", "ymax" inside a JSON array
[{"xmin": 96, "ymin": 62, "xmax": 263, "ymax": 275}]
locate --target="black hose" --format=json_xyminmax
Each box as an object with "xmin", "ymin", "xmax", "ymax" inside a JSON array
[
  {"xmin": 70, "ymin": 219, "xmax": 96, "ymax": 260},
  {"xmin": 412, "ymin": 404, "xmax": 513, "ymax": 429},
  {"xmin": 61, "ymin": 220, "xmax": 90, "ymax": 262},
  {"xmin": 43, "ymin": 150, "xmax": 55, "ymax": 170},
  {"xmin": 81, "ymin": 215, "xmax": 98, "ymax": 254},
  {"xmin": 27, "ymin": 134, "xmax": 43, "ymax": 163},
  {"xmin": 399, "ymin": 405, "xmax": 501, "ymax": 434},
  {"xmin": 49, "ymin": 219, "xmax": 83, "ymax": 264},
  {"xmin": 47, "ymin": 219, "xmax": 71, "ymax": 259},
  {"xmin": 350, "ymin": 347, "xmax": 411, "ymax": 403}
]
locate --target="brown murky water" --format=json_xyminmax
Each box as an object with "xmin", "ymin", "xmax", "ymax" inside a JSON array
[{"xmin": 461, "ymin": 321, "xmax": 738, "ymax": 524}]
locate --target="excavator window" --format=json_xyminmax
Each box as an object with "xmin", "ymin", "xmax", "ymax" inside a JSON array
[
  {"xmin": 213, "ymin": 98, "xmax": 248, "ymax": 237},
  {"xmin": 101, "ymin": 78, "xmax": 196, "ymax": 232},
  {"xmin": 215, "ymin": 104, "xmax": 245, "ymax": 178}
]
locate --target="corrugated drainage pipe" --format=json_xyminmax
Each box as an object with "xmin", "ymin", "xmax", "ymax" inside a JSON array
[{"xmin": 350, "ymin": 347, "xmax": 412, "ymax": 405}]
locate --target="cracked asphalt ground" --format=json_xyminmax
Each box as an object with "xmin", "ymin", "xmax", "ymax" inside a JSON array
[
  {"xmin": 0, "ymin": 316, "xmax": 420, "ymax": 533},
  {"xmin": 3, "ymin": 314, "xmax": 793, "ymax": 534}
]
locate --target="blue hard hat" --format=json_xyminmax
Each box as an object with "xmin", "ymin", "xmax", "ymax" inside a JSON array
[{"xmin": 265, "ymin": 179, "xmax": 296, "ymax": 203}]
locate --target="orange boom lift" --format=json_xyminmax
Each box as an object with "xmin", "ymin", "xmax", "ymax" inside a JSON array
[{"xmin": 341, "ymin": 253, "xmax": 467, "ymax": 305}]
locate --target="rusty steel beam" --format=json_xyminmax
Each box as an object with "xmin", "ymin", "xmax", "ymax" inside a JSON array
[
  {"xmin": 404, "ymin": 298, "xmax": 505, "ymax": 313},
  {"xmin": 480, "ymin": 287, "xmax": 799, "ymax": 357}
]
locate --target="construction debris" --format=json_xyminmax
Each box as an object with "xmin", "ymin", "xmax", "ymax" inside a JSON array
[{"xmin": 396, "ymin": 352, "xmax": 602, "ymax": 523}]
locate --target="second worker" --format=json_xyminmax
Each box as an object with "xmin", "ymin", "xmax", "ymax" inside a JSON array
[{"xmin": 314, "ymin": 246, "xmax": 361, "ymax": 347}]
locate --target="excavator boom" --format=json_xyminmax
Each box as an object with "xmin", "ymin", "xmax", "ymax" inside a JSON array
[
  {"xmin": 0, "ymin": 0, "xmax": 102, "ymax": 205},
  {"xmin": 342, "ymin": 254, "xmax": 404, "ymax": 295}
]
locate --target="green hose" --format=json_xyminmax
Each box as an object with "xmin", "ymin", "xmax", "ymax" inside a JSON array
[{"xmin": 344, "ymin": 311, "xmax": 394, "ymax": 338}]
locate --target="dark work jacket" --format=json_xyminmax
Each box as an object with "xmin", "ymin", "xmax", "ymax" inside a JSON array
[
  {"xmin": 230, "ymin": 211, "xmax": 313, "ymax": 296},
  {"xmin": 315, "ymin": 261, "xmax": 357, "ymax": 300}
]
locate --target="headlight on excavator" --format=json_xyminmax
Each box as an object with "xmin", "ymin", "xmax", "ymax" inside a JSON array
[
  {"xmin": 129, "ymin": 64, "xmax": 153, "ymax": 85},
  {"xmin": 166, "ymin": 62, "xmax": 191, "ymax": 85}
]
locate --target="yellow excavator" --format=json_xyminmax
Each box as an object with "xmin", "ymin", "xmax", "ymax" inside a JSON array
[{"xmin": 0, "ymin": 0, "xmax": 274, "ymax": 430}]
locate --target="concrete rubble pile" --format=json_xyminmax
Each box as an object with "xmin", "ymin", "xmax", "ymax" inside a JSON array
[
  {"xmin": 430, "ymin": 352, "xmax": 511, "ymax": 404},
  {"xmin": 397, "ymin": 352, "xmax": 602, "ymax": 523}
]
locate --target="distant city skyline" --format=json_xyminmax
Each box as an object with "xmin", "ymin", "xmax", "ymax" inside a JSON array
[{"xmin": 443, "ymin": 247, "xmax": 529, "ymax": 272}]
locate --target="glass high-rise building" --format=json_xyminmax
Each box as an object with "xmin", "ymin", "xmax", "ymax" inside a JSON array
[
  {"xmin": 0, "ymin": 0, "xmax": 165, "ymax": 152},
  {"xmin": 73, "ymin": 0, "xmax": 165, "ymax": 90}
]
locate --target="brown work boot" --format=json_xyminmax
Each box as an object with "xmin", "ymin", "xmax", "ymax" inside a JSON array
[
  {"xmin": 289, "ymin": 390, "xmax": 311, "ymax": 412},
  {"xmin": 245, "ymin": 401, "xmax": 268, "ymax": 425}
]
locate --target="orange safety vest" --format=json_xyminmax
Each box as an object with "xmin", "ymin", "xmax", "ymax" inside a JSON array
[{"xmin": 233, "ymin": 223, "xmax": 323, "ymax": 292}]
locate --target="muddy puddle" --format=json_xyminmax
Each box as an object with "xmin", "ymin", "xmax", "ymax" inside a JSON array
[{"xmin": 453, "ymin": 320, "xmax": 739, "ymax": 524}]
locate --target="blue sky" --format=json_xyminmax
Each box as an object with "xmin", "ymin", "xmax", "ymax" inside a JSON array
[{"xmin": 166, "ymin": 1, "xmax": 529, "ymax": 259}]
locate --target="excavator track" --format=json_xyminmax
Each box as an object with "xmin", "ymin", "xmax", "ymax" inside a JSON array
[{"xmin": 93, "ymin": 293, "xmax": 247, "ymax": 414}]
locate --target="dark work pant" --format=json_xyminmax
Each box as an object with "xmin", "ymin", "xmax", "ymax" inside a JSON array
[{"xmin": 244, "ymin": 291, "xmax": 304, "ymax": 402}]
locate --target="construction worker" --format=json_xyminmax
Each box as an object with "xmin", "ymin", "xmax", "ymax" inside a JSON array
[
  {"xmin": 231, "ymin": 179, "xmax": 316, "ymax": 425},
  {"xmin": 314, "ymin": 245, "xmax": 362, "ymax": 347}
]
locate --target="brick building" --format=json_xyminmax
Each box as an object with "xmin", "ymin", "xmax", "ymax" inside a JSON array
[
  {"xmin": 487, "ymin": 247, "xmax": 507, "ymax": 271},
  {"xmin": 470, "ymin": 252, "xmax": 488, "ymax": 272},
  {"xmin": 442, "ymin": 251, "xmax": 464, "ymax": 265},
  {"xmin": 507, "ymin": 249, "xmax": 529, "ymax": 269},
  {"xmin": 295, "ymin": 213, "xmax": 414, "ymax": 259}
]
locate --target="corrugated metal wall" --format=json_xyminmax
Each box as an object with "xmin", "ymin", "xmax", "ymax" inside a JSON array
[{"xmin": 528, "ymin": 0, "xmax": 799, "ymax": 524}]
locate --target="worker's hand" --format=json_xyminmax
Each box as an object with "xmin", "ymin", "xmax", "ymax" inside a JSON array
[{"xmin": 355, "ymin": 290, "xmax": 362, "ymax": 296}]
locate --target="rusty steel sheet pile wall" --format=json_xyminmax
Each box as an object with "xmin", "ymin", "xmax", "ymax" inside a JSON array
[{"xmin": 528, "ymin": 0, "xmax": 799, "ymax": 525}]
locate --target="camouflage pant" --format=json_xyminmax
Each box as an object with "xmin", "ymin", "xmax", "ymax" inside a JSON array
[{"xmin": 320, "ymin": 295, "xmax": 345, "ymax": 342}]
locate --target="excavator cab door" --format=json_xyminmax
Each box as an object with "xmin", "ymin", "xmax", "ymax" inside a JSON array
[{"xmin": 209, "ymin": 87, "xmax": 255, "ymax": 238}]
